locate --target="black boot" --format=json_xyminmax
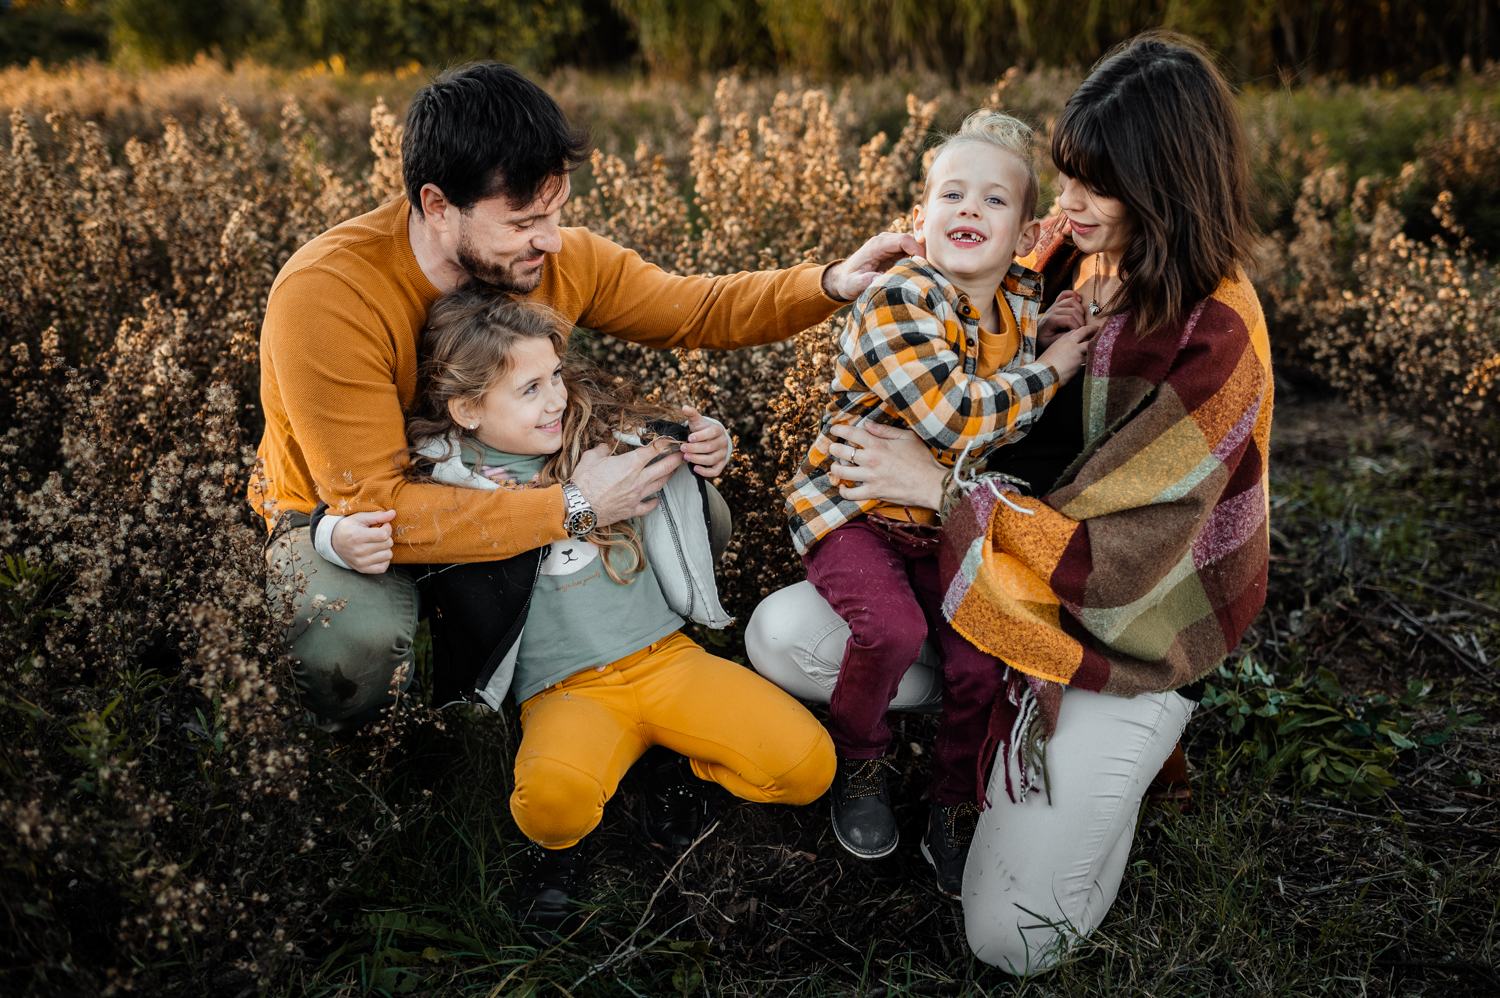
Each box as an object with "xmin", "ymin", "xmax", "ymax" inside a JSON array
[
  {"xmin": 514, "ymin": 840, "xmax": 588, "ymax": 946},
  {"xmin": 830, "ymin": 756, "xmax": 899, "ymax": 859},
  {"xmin": 920, "ymin": 800, "xmax": 979, "ymax": 898},
  {"xmin": 634, "ymin": 746, "xmax": 715, "ymax": 850}
]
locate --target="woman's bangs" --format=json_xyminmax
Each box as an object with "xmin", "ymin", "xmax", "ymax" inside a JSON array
[{"xmin": 1051, "ymin": 110, "xmax": 1119, "ymax": 199}]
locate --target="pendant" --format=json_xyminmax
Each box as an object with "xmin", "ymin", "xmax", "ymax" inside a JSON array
[{"xmin": 1088, "ymin": 301, "xmax": 1102, "ymax": 316}]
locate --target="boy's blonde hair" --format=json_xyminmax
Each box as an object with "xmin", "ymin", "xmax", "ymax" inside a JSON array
[{"xmin": 920, "ymin": 110, "xmax": 1040, "ymax": 221}]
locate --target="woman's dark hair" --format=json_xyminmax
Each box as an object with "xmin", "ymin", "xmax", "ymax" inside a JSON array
[
  {"xmin": 403, "ymin": 62, "xmax": 592, "ymax": 215},
  {"xmin": 1052, "ymin": 31, "xmax": 1254, "ymax": 336}
]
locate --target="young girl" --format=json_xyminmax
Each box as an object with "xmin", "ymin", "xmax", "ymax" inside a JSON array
[{"xmin": 401, "ymin": 289, "xmax": 835, "ymax": 942}]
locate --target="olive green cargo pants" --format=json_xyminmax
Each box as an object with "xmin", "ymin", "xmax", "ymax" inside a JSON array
[{"xmin": 265, "ymin": 523, "xmax": 423, "ymax": 730}]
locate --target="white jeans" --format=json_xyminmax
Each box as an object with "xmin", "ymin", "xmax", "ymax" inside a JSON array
[
  {"xmin": 746, "ymin": 580, "xmax": 945, "ymax": 712},
  {"xmin": 746, "ymin": 581, "xmax": 1195, "ymax": 973}
]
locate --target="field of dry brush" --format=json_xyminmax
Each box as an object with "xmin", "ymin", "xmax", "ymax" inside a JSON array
[{"xmin": 1, "ymin": 61, "xmax": 1497, "ymax": 997}]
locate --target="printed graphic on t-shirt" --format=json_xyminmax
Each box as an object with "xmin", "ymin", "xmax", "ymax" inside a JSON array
[{"xmin": 539, "ymin": 537, "xmax": 600, "ymax": 577}]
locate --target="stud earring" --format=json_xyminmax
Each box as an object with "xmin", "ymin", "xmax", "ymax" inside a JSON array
[{"xmin": 468, "ymin": 423, "xmax": 477, "ymax": 429}]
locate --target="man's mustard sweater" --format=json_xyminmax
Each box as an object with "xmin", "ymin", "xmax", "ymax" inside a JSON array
[{"xmin": 253, "ymin": 197, "xmax": 840, "ymax": 563}]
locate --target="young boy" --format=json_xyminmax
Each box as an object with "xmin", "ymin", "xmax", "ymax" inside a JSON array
[{"xmin": 780, "ymin": 110, "xmax": 1092, "ymax": 894}]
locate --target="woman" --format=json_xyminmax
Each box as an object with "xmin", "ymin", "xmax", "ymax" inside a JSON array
[{"xmin": 747, "ymin": 32, "xmax": 1271, "ymax": 973}]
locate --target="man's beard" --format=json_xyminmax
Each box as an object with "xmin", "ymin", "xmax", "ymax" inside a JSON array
[{"xmin": 456, "ymin": 230, "xmax": 545, "ymax": 294}]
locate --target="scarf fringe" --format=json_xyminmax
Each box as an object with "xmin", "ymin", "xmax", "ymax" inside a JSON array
[
  {"xmin": 977, "ymin": 667, "xmax": 1053, "ymax": 809},
  {"xmin": 953, "ymin": 441, "xmax": 1035, "ymax": 513}
]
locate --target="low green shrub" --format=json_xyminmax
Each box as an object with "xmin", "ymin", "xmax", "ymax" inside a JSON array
[
  {"xmin": 1203, "ymin": 655, "xmax": 1483, "ymax": 800},
  {"xmin": 0, "ymin": 1, "xmax": 109, "ymax": 68}
]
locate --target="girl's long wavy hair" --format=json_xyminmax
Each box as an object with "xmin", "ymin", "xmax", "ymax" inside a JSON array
[
  {"xmin": 1051, "ymin": 30, "xmax": 1255, "ymax": 337},
  {"xmin": 403, "ymin": 288, "xmax": 677, "ymax": 583}
]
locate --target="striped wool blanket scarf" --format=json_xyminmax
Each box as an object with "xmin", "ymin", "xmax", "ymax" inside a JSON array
[{"xmin": 939, "ymin": 268, "xmax": 1273, "ymax": 806}]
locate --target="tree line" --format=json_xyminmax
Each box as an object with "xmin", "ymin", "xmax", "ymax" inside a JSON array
[{"xmin": 2, "ymin": 0, "xmax": 1497, "ymax": 83}]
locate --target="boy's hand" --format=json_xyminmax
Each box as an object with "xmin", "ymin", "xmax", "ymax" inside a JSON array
[
  {"xmin": 1036, "ymin": 325, "xmax": 1097, "ymax": 385},
  {"xmin": 681, "ymin": 405, "xmax": 730, "ymax": 478},
  {"xmin": 330, "ymin": 509, "xmax": 396, "ymax": 574},
  {"xmin": 1037, "ymin": 289, "xmax": 1088, "ymax": 347}
]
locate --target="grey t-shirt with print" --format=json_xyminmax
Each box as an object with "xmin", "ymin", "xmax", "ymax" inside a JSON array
[{"xmin": 460, "ymin": 441, "xmax": 684, "ymax": 703}]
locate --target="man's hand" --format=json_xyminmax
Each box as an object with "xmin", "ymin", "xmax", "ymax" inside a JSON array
[
  {"xmin": 571, "ymin": 438, "xmax": 686, "ymax": 529},
  {"xmin": 1037, "ymin": 289, "xmax": 1088, "ymax": 347},
  {"xmin": 821, "ymin": 231, "xmax": 924, "ymax": 302},
  {"xmin": 681, "ymin": 405, "xmax": 730, "ymax": 478},
  {"xmin": 331, "ymin": 509, "xmax": 396, "ymax": 574}
]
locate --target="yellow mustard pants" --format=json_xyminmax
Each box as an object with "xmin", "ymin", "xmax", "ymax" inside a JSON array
[{"xmin": 510, "ymin": 631, "xmax": 836, "ymax": 849}]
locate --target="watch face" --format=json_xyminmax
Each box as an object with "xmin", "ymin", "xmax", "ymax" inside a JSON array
[{"xmin": 570, "ymin": 509, "xmax": 597, "ymax": 535}]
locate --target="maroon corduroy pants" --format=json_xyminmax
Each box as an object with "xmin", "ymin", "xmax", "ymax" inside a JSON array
[{"xmin": 801, "ymin": 517, "xmax": 1002, "ymax": 805}]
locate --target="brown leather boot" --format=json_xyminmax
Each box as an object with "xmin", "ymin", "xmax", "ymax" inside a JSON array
[{"xmin": 1146, "ymin": 741, "xmax": 1192, "ymax": 813}]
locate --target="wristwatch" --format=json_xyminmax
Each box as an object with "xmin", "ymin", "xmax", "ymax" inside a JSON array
[{"xmin": 560, "ymin": 482, "xmax": 598, "ymax": 537}]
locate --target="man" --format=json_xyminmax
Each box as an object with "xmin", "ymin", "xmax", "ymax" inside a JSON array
[{"xmin": 253, "ymin": 62, "xmax": 915, "ymax": 842}]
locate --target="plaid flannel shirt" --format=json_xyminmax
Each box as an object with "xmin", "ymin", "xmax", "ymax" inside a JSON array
[{"xmin": 784, "ymin": 256, "xmax": 1054, "ymax": 554}]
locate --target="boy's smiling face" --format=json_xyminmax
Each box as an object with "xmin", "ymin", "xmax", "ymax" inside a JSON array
[{"xmin": 913, "ymin": 142, "xmax": 1039, "ymax": 293}]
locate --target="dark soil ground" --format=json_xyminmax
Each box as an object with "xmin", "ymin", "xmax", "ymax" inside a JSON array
[{"xmin": 284, "ymin": 381, "xmax": 1499, "ymax": 997}]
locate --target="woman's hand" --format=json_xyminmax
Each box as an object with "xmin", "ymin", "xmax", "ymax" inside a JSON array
[
  {"xmin": 681, "ymin": 405, "xmax": 730, "ymax": 477},
  {"xmin": 330, "ymin": 510, "xmax": 396, "ymax": 574},
  {"xmin": 826, "ymin": 422, "xmax": 946, "ymax": 510},
  {"xmin": 1037, "ymin": 289, "xmax": 1088, "ymax": 347}
]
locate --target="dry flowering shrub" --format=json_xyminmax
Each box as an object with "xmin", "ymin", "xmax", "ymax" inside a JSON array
[
  {"xmin": 0, "ymin": 100, "xmax": 424, "ymax": 995},
  {"xmin": 1271, "ymin": 158, "xmax": 1500, "ymax": 459},
  {"xmin": 1410, "ymin": 99, "xmax": 1500, "ymax": 259},
  {"xmin": 17, "ymin": 61, "xmax": 1496, "ymax": 993},
  {"xmin": 0, "ymin": 56, "xmax": 401, "ymax": 165},
  {"xmin": 367, "ymin": 98, "xmax": 407, "ymax": 205},
  {"xmin": 566, "ymin": 79, "xmax": 938, "ymax": 608}
]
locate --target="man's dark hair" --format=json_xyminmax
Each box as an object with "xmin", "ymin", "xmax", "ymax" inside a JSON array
[{"xmin": 402, "ymin": 62, "xmax": 591, "ymax": 216}]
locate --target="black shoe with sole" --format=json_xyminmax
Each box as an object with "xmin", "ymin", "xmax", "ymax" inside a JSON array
[
  {"xmin": 635, "ymin": 745, "xmax": 715, "ymax": 850},
  {"xmin": 830, "ymin": 756, "xmax": 899, "ymax": 859},
  {"xmin": 514, "ymin": 840, "xmax": 588, "ymax": 946},
  {"xmin": 920, "ymin": 800, "xmax": 979, "ymax": 898}
]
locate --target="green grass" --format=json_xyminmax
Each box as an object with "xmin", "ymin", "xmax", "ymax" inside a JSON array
[
  {"xmin": 274, "ymin": 712, "xmax": 1498, "ymax": 997},
  {"xmin": 265, "ymin": 392, "xmax": 1498, "ymax": 998}
]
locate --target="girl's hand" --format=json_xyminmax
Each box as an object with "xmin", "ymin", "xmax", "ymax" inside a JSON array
[
  {"xmin": 1037, "ymin": 289, "xmax": 1087, "ymax": 347},
  {"xmin": 330, "ymin": 509, "xmax": 396, "ymax": 574},
  {"xmin": 1036, "ymin": 324, "xmax": 1097, "ymax": 385},
  {"xmin": 681, "ymin": 405, "xmax": 731, "ymax": 478},
  {"xmin": 827, "ymin": 422, "xmax": 946, "ymax": 510}
]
